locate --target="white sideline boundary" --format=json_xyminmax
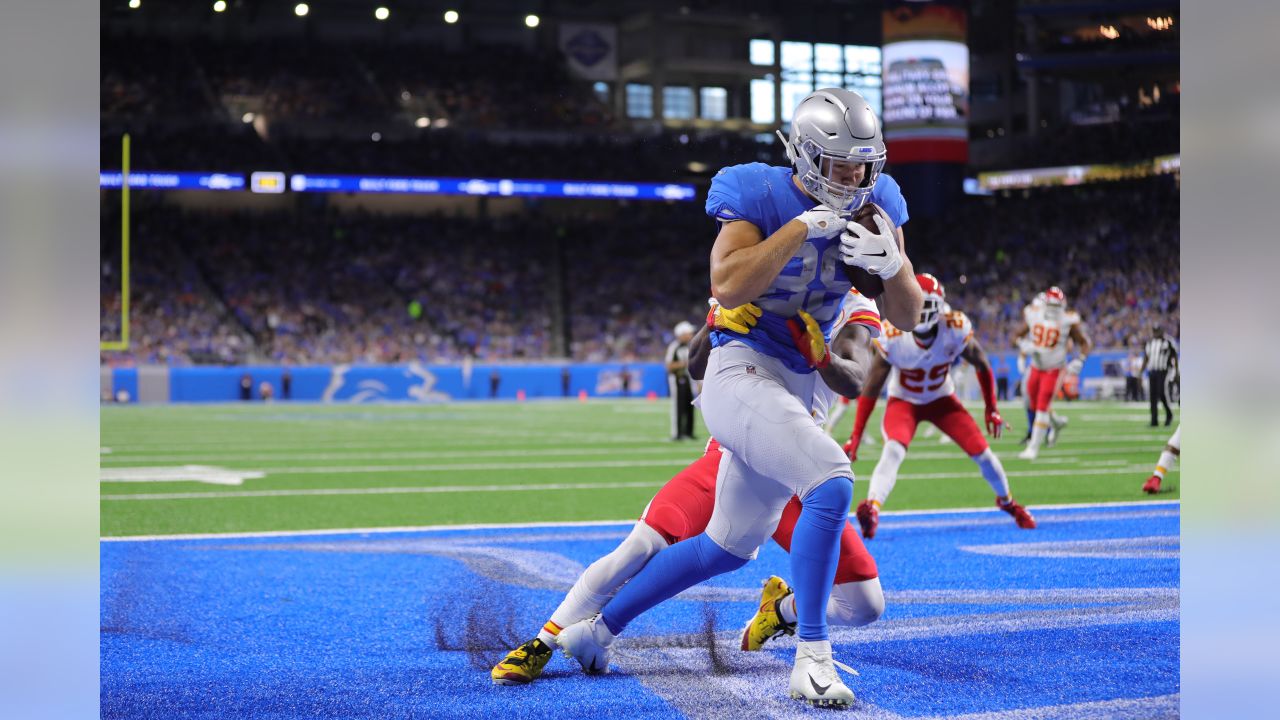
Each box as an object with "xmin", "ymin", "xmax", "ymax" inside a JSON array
[{"xmin": 101, "ymin": 499, "xmax": 1179, "ymax": 542}]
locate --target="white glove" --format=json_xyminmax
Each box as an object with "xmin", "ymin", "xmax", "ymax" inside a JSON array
[
  {"xmin": 839, "ymin": 210, "xmax": 903, "ymax": 279},
  {"xmin": 795, "ymin": 206, "xmax": 847, "ymax": 239},
  {"xmin": 1067, "ymin": 357, "xmax": 1085, "ymax": 375}
]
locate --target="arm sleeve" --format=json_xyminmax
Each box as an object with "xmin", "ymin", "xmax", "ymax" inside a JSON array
[
  {"xmin": 705, "ymin": 166, "xmax": 747, "ymax": 222},
  {"xmin": 851, "ymin": 394, "xmax": 879, "ymax": 443},
  {"xmin": 872, "ymin": 174, "xmax": 910, "ymax": 227},
  {"xmin": 977, "ymin": 365, "xmax": 998, "ymax": 411}
]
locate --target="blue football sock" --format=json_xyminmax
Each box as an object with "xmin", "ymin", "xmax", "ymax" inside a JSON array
[
  {"xmin": 1025, "ymin": 406, "xmax": 1035, "ymax": 434},
  {"xmin": 791, "ymin": 476, "xmax": 854, "ymax": 641},
  {"xmin": 600, "ymin": 532, "xmax": 747, "ymax": 636}
]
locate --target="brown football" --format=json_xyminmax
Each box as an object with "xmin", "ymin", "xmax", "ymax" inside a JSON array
[{"xmin": 843, "ymin": 203, "xmax": 889, "ymax": 298}]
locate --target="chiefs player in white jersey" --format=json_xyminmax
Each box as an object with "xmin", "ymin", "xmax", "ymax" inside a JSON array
[
  {"xmin": 843, "ymin": 274, "xmax": 1036, "ymax": 538},
  {"xmin": 1012, "ymin": 286, "xmax": 1092, "ymax": 460}
]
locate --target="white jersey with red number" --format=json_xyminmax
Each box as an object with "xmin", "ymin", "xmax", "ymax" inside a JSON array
[
  {"xmin": 876, "ymin": 307, "xmax": 973, "ymax": 405},
  {"xmin": 811, "ymin": 291, "xmax": 882, "ymax": 425},
  {"xmin": 1022, "ymin": 303, "xmax": 1081, "ymax": 370}
]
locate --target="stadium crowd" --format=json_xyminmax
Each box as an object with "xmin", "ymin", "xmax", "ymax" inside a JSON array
[
  {"xmin": 102, "ymin": 178, "xmax": 1177, "ymax": 367},
  {"xmin": 918, "ymin": 178, "xmax": 1179, "ymax": 353},
  {"xmin": 101, "ymin": 33, "xmax": 1174, "ymax": 178}
]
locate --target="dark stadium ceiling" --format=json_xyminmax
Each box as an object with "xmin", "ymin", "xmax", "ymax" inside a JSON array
[{"xmin": 103, "ymin": 0, "xmax": 890, "ymax": 45}]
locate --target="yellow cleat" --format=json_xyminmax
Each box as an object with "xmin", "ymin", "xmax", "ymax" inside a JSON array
[
  {"xmin": 740, "ymin": 576, "xmax": 797, "ymax": 651},
  {"xmin": 491, "ymin": 638, "xmax": 553, "ymax": 685}
]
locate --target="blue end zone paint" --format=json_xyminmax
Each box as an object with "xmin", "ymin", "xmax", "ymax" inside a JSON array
[{"xmin": 101, "ymin": 503, "xmax": 1179, "ymax": 719}]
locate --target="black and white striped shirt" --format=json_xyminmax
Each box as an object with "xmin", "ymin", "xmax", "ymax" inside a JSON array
[
  {"xmin": 1144, "ymin": 337, "xmax": 1177, "ymax": 373},
  {"xmin": 665, "ymin": 340, "xmax": 690, "ymax": 381}
]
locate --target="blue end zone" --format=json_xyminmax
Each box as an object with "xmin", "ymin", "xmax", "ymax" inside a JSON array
[{"xmin": 101, "ymin": 502, "xmax": 1179, "ymax": 719}]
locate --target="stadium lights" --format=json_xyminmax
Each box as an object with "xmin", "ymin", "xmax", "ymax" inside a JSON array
[
  {"xmin": 294, "ymin": 3, "xmax": 309, "ymax": 17},
  {"xmin": 415, "ymin": 116, "xmax": 431, "ymax": 128},
  {"xmin": 128, "ymin": 0, "xmax": 140, "ymax": 8},
  {"xmin": 213, "ymin": 0, "xmax": 226, "ymax": 12},
  {"xmin": 1099, "ymin": 24, "xmax": 1119, "ymax": 40},
  {"xmin": 375, "ymin": 7, "xmax": 390, "ymax": 21},
  {"xmin": 242, "ymin": 112, "xmax": 256, "ymax": 124},
  {"xmin": 525, "ymin": 14, "xmax": 540, "ymax": 28},
  {"xmin": 444, "ymin": 9, "xmax": 459, "ymax": 24},
  {"xmin": 1147, "ymin": 16, "xmax": 1174, "ymax": 31}
]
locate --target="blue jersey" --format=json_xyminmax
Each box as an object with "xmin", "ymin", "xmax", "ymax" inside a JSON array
[{"xmin": 705, "ymin": 162, "xmax": 909, "ymax": 372}]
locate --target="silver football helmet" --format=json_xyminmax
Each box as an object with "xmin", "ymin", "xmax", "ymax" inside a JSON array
[{"xmin": 777, "ymin": 88, "xmax": 887, "ymax": 214}]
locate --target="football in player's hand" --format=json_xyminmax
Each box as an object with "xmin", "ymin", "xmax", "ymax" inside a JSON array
[{"xmin": 843, "ymin": 203, "xmax": 889, "ymax": 298}]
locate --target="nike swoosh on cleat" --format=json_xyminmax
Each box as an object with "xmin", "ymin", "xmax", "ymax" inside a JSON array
[{"xmin": 809, "ymin": 675, "xmax": 830, "ymax": 695}]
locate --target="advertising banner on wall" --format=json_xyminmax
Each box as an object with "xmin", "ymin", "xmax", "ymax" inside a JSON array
[{"xmin": 882, "ymin": 1, "xmax": 969, "ymax": 163}]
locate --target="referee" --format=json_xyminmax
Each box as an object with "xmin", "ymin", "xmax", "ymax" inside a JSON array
[
  {"xmin": 1142, "ymin": 326, "xmax": 1178, "ymax": 426},
  {"xmin": 665, "ymin": 321, "xmax": 697, "ymax": 441}
]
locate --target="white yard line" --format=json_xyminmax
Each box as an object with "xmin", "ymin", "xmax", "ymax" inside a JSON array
[
  {"xmin": 101, "ymin": 465, "xmax": 1161, "ymax": 501},
  {"xmin": 102, "ymin": 479, "xmax": 665, "ymax": 502},
  {"xmin": 101, "ymin": 459, "xmax": 1157, "ymax": 480},
  {"xmin": 99, "ymin": 445, "xmax": 705, "ymax": 464},
  {"xmin": 100, "ymin": 499, "xmax": 1179, "ymax": 542}
]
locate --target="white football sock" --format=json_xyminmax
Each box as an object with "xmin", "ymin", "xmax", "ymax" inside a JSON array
[
  {"xmin": 868, "ymin": 440, "xmax": 907, "ymax": 506},
  {"xmin": 827, "ymin": 578, "xmax": 885, "ymax": 627},
  {"xmin": 1153, "ymin": 450, "xmax": 1177, "ymax": 480},
  {"xmin": 972, "ymin": 447, "xmax": 1011, "ymax": 499},
  {"xmin": 779, "ymin": 593, "xmax": 798, "ymax": 625},
  {"xmin": 1026, "ymin": 411, "xmax": 1051, "ymax": 452},
  {"xmin": 777, "ymin": 578, "xmax": 885, "ymax": 628},
  {"xmin": 538, "ymin": 522, "xmax": 667, "ymax": 645}
]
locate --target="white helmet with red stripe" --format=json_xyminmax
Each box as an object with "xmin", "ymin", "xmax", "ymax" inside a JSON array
[
  {"xmin": 914, "ymin": 273, "xmax": 946, "ymax": 334},
  {"xmin": 1042, "ymin": 286, "xmax": 1066, "ymax": 320}
]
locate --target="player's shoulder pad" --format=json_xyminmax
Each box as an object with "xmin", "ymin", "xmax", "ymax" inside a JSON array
[
  {"xmin": 842, "ymin": 291, "xmax": 882, "ymax": 338},
  {"xmin": 706, "ymin": 162, "xmax": 772, "ymax": 223},
  {"xmin": 880, "ymin": 319, "xmax": 906, "ymax": 343},
  {"xmin": 870, "ymin": 172, "xmax": 909, "ymax": 227},
  {"xmin": 948, "ymin": 309, "xmax": 973, "ymax": 332}
]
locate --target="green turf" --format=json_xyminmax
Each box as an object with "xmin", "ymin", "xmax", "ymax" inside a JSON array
[{"xmin": 100, "ymin": 400, "xmax": 1179, "ymax": 537}]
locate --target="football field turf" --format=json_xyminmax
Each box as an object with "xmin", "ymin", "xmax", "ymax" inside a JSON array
[
  {"xmin": 101, "ymin": 400, "xmax": 1180, "ymax": 719},
  {"xmin": 100, "ymin": 400, "xmax": 1178, "ymax": 537}
]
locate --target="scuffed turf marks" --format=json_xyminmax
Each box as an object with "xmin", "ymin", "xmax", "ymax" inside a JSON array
[{"xmin": 102, "ymin": 503, "xmax": 1178, "ymax": 718}]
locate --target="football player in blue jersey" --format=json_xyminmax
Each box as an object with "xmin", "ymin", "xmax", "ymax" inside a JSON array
[{"xmin": 557, "ymin": 88, "xmax": 921, "ymax": 708}]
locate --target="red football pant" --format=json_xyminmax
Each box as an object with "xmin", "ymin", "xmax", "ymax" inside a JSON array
[
  {"xmin": 771, "ymin": 497, "xmax": 878, "ymax": 583},
  {"xmin": 641, "ymin": 448, "xmax": 720, "ymax": 546},
  {"xmin": 882, "ymin": 395, "xmax": 989, "ymax": 456},
  {"xmin": 1025, "ymin": 367, "xmax": 1061, "ymax": 413},
  {"xmin": 642, "ymin": 442, "xmax": 878, "ymax": 582}
]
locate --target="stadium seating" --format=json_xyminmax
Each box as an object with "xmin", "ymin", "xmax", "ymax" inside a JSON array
[{"xmin": 102, "ymin": 178, "xmax": 1177, "ymax": 366}]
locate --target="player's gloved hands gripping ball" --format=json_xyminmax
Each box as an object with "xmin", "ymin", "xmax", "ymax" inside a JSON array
[
  {"xmin": 840, "ymin": 206, "xmax": 903, "ymax": 279},
  {"xmin": 796, "ymin": 206, "xmax": 847, "ymax": 239},
  {"xmin": 711, "ymin": 302, "xmax": 763, "ymax": 335},
  {"xmin": 786, "ymin": 309, "xmax": 830, "ymax": 369},
  {"xmin": 984, "ymin": 407, "xmax": 1008, "ymax": 439}
]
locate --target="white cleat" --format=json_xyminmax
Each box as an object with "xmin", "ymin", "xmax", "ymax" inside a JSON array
[
  {"xmin": 1046, "ymin": 415, "xmax": 1068, "ymax": 447},
  {"xmin": 788, "ymin": 640, "xmax": 855, "ymax": 709},
  {"xmin": 556, "ymin": 615, "xmax": 614, "ymax": 675},
  {"xmin": 1017, "ymin": 447, "xmax": 1038, "ymax": 461}
]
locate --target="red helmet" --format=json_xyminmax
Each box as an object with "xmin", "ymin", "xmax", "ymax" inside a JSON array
[{"xmin": 914, "ymin": 273, "xmax": 946, "ymax": 333}]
